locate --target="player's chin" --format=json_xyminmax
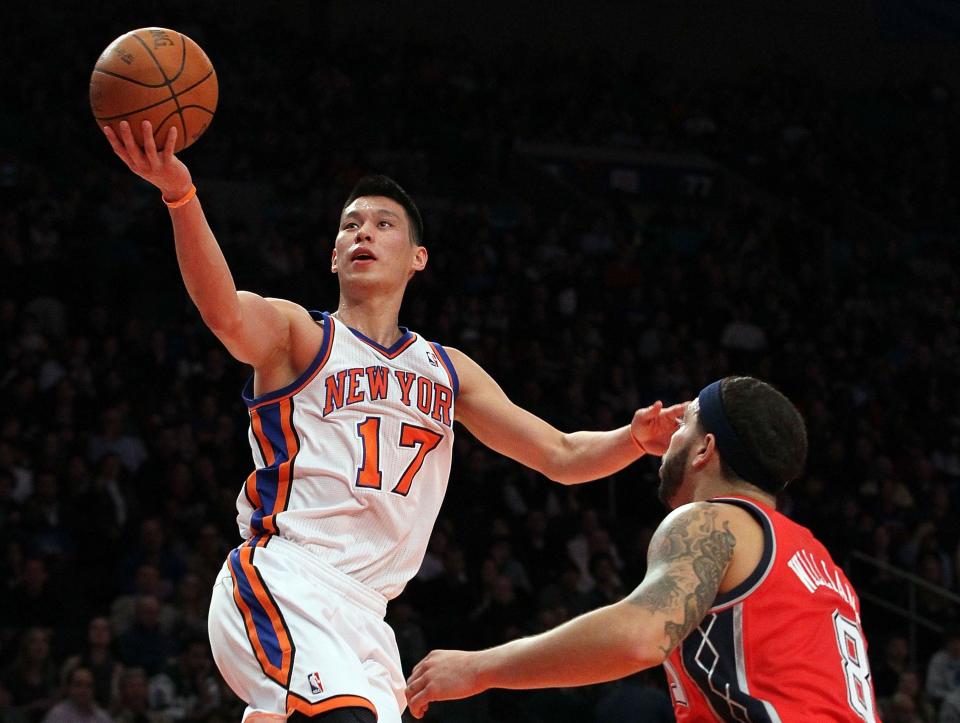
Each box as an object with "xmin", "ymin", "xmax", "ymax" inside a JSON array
[{"xmin": 341, "ymin": 271, "xmax": 384, "ymax": 289}]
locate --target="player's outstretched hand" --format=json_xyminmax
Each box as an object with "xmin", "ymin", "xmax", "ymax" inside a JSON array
[
  {"xmin": 102, "ymin": 120, "xmax": 193, "ymax": 201},
  {"xmin": 631, "ymin": 400, "xmax": 687, "ymax": 456},
  {"xmin": 405, "ymin": 649, "xmax": 486, "ymax": 719}
]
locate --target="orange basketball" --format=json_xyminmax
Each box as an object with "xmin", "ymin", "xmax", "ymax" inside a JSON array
[{"xmin": 90, "ymin": 28, "xmax": 218, "ymax": 152}]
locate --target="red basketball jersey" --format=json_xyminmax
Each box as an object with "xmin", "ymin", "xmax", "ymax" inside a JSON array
[{"xmin": 664, "ymin": 496, "xmax": 879, "ymax": 722}]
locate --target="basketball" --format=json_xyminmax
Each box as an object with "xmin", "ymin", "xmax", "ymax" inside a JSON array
[{"xmin": 90, "ymin": 28, "xmax": 218, "ymax": 153}]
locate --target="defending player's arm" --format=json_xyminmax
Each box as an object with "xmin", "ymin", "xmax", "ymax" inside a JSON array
[
  {"xmin": 405, "ymin": 502, "xmax": 738, "ymax": 718},
  {"xmin": 446, "ymin": 346, "xmax": 685, "ymax": 484},
  {"xmin": 103, "ymin": 120, "xmax": 304, "ymax": 369}
]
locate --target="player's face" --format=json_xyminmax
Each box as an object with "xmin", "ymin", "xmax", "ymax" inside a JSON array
[
  {"xmin": 332, "ymin": 196, "xmax": 427, "ymax": 291},
  {"xmin": 658, "ymin": 401, "xmax": 699, "ymax": 508}
]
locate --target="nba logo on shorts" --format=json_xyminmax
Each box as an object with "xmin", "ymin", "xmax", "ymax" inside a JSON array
[{"xmin": 308, "ymin": 671, "xmax": 323, "ymax": 695}]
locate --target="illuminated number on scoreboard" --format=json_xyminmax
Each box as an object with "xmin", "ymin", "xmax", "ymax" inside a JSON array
[
  {"xmin": 832, "ymin": 611, "xmax": 877, "ymax": 722},
  {"xmin": 355, "ymin": 418, "xmax": 443, "ymax": 495}
]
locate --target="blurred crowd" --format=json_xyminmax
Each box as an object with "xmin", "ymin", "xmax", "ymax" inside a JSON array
[{"xmin": 1, "ymin": 5, "xmax": 959, "ymax": 722}]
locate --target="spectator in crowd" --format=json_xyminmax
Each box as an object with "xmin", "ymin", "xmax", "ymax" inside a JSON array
[
  {"xmin": 60, "ymin": 617, "xmax": 121, "ymax": 710},
  {"xmin": 940, "ymin": 688, "xmax": 960, "ymax": 723},
  {"xmin": 87, "ymin": 406, "xmax": 148, "ymax": 475},
  {"xmin": 20, "ymin": 472, "xmax": 71, "ymax": 561},
  {"xmin": 874, "ymin": 634, "xmax": 912, "ymax": 699},
  {"xmin": 537, "ymin": 561, "xmax": 593, "ymax": 619},
  {"xmin": 118, "ymin": 520, "xmax": 187, "ymax": 595},
  {"xmin": 40, "ymin": 667, "xmax": 110, "ymax": 723},
  {"xmin": 927, "ymin": 628, "xmax": 960, "ymax": 707},
  {"xmin": 585, "ymin": 551, "xmax": 625, "ymax": 608},
  {"xmin": 182, "ymin": 524, "xmax": 228, "ymax": 588},
  {"xmin": 147, "ymin": 638, "xmax": 219, "ymax": 721},
  {"xmin": 112, "ymin": 667, "xmax": 172, "ymax": 723},
  {"xmin": 487, "ymin": 536, "xmax": 532, "ymax": 594},
  {"xmin": 2, "ymin": 628, "xmax": 58, "ymax": 722},
  {"xmin": 111, "ymin": 564, "xmax": 177, "ymax": 636},
  {"xmin": 1, "ymin": 559, "xmax": 59, "ymax": 641},
  {"xmin": 117, "ymin": 596, "xmax": 178, "ymax": 677},
  {"xmin": 170, "ymin": 574, "xmax": 208, "ymax": 642},
  {"xmin": 878, "ymin": 669, "xmax": 937, "ymax": 722},
  {"xmin": 471, "ymin": 571, "xmax": 532, "ymax": 647}
]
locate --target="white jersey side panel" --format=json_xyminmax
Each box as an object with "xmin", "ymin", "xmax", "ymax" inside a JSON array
[{"xmin": 235, "ymin": 312, "xmax": 457, "ymax": 600}]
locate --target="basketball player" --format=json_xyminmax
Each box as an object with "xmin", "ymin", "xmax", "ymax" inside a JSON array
[
  {"xmin": 101, "ymin": 120, "xmax": 686, "ymax": 723},
  {"xmin": 406, "ymin": 376, "xmax": 880, "ymax": 722}
]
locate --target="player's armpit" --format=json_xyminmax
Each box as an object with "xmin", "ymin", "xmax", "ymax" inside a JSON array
[
  {"xmin": 213, "ymin": 296, "xmax": 320, "ymax": 385},
  {"xmin": 626, "ymin": 502, "xmax": 737, "ymax": 657}
]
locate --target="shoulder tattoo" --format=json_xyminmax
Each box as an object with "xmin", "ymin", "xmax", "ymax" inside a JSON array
[{"xmin": 626, "ymin": 505, "xmax": 736, "ymax": 654}]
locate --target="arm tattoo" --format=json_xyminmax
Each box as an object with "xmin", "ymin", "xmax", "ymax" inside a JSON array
[{"xmin": 626, "ymin": 505, "xmax": 736, "ymax": 655}]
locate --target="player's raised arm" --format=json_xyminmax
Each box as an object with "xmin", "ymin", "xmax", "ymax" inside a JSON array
[
  {"xmin": 404, "ymin": 501, "xmax": 745, "ymax": 718},
  {"xmin": 446, "ymin": 346, "xmax": 685, "ymax": 484},
  {"xmin": 102, "ymin": 119, "xmax": 294, "ymax": 368}
]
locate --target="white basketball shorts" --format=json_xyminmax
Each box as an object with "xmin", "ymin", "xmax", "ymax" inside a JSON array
[{"xmin": 208, "ymin": 534, "xmax": 405, "ymax": 722}]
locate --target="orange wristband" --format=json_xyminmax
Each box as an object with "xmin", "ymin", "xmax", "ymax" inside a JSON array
[{"xmin": 163, "ymin": 184, "xmax": 196, "ymax": 209}]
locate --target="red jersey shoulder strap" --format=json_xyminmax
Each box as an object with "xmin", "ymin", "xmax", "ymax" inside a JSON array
[{"xmin": 708, "ymin": 496, "xmax": 777, "ymax": 612}]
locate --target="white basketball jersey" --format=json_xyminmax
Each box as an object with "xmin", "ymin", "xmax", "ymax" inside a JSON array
[{"xmin": 235, "ymin": 311, "xmax": 457, "ymax": 600}]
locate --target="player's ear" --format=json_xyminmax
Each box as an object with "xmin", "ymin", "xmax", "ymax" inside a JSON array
[
  {"xmin": 412, "ymin": 245, "xmax": 428, "ymax": 272},
  {"xmin": 691, "ymin": 433, "xmax": 716, "ymax": 470},
  {"xmin": 331, "ymin": 247, "xmax": 339, "ymax": 274}
]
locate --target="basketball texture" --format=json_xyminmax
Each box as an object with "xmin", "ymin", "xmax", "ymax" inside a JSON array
[{"xmin": 90, "ymin": 28, "xmax": 217, "ymax": 152}]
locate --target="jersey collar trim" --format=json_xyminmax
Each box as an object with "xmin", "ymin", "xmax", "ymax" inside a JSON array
[{"xmin": 344, "ymin": 322, "xmax": 417, "ymax": 358}]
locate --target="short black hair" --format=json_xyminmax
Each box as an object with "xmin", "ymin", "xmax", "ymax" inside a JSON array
[
  {"xmin": 343, "ymin": 175, "xmax": 423, "ymax": 246},
  {"xmin": 710, "ymin": 376, "xmax": 808, "ymax": 495}
]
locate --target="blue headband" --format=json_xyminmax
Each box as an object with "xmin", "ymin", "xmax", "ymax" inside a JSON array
[{"xmin": 697, "ymin": 380, "xmax": 773, "ymax": 488}]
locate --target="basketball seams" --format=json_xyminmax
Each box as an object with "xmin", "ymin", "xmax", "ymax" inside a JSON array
[
  {"xmin": 171, "ymin": 104, "xmax": 216, "ymax": 115},
  {"xmin": 92, "ymin": 69, "xmax": 216, "ymax": 122},
  {"xmin": 149, "ymin": 106, "xmax": 217, "ymax": 149},
  {"xmin": 131, "ymin": 31, "xmax": 187, "ymax": 149},
  {"xmin": 94, "ymin": 95, "xmax": 175, "ymax": 123},
  {"xmin": 174, "ymin": 34, "xmax": 188, "ymax": 83},
  {"xmin": 130, "ymin": 32, "xmax": 174, "ymax": 83},
  {"xmin": 91, "ymin": 67, "xmax": 168, "ymax": 89}
]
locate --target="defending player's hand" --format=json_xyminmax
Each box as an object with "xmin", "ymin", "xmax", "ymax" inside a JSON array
[
  {"xmin": 405, "ymin": 649, "xmax": 486, "ymax": 719},
  {"xmin": 630, "ymin": 400, "xmax": 687, "ymax": 456},
  {"xmin": 102, "ymin": 120, "xmax": 193, "ymax": 201}
]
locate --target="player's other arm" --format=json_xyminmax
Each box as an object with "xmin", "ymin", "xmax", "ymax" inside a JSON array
[
  {"xmin": 446, "ymin": 346, "xmax": 685, "ymax": 484},
  {"xmin": 103, "ymin": 120, "xmax": 293, "ymax": 367},
  {"xmin": 405, "ymin": 502, "xmax": 737, "ymax": 717}
]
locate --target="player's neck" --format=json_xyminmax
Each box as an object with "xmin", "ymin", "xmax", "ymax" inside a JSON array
[
  {"xmin": 333, "ymin": 294, "xmax": 404, "ymax": 347},
  {"xmin": 695, "ymin": 477, "xmax": 777, "ymax": 509}
]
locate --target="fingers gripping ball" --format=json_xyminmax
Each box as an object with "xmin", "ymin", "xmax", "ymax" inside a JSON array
[{"xmin": 90, "ymin": 28, "xmax": 217, "ymax": 152}]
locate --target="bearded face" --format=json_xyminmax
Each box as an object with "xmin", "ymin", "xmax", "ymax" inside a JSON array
[{"xmin": 658, "ymin": 435, "xmax": 695, "ymax": 508}]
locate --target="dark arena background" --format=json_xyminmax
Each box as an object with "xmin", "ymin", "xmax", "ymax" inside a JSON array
[{"xmin": 2, "ymin": 1, "xmax": 960, "ymax": 720}]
